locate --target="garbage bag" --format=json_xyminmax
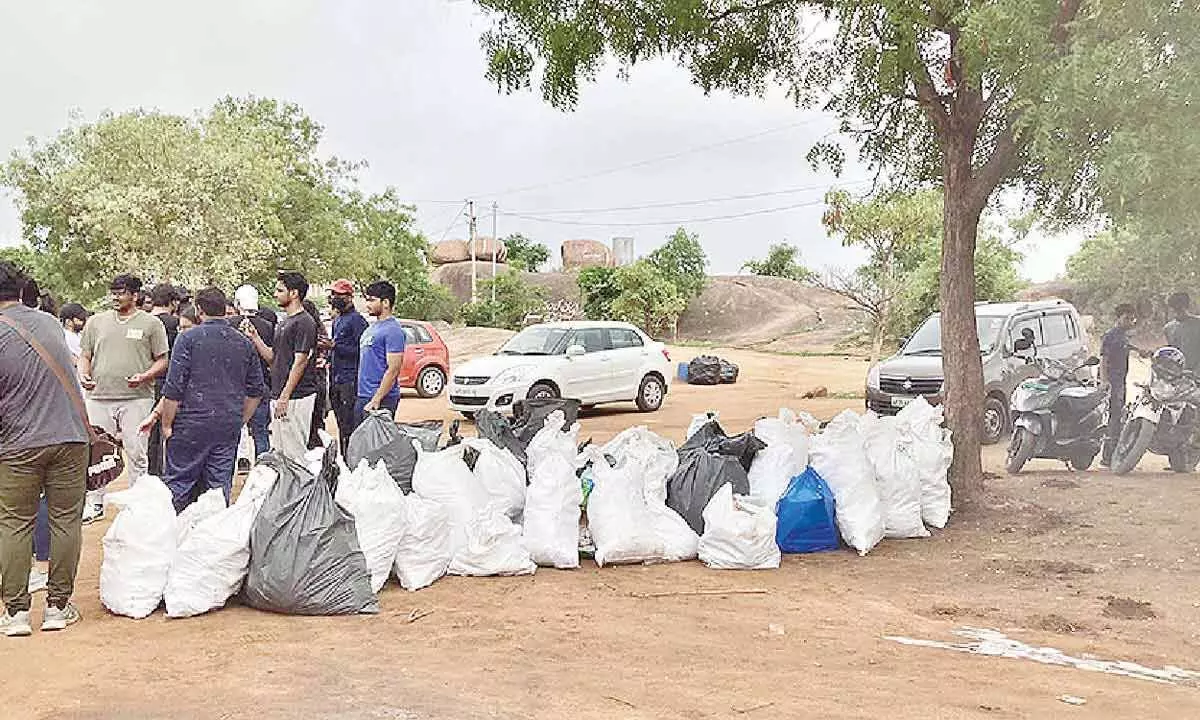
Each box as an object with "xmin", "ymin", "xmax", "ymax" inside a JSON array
[
  {"xmin": 401, "ymin": 420, "xmax": 444, "ymax": 452},
  {"xmin": 346, "ymin": 411, "xmax": 417, "ymax": 493},
  {"xmin": 667, "ymin": 450, "xmax": 751, "ymax": 536},
  {"xmin": 512, "ymin": 398, "xmax": 581, "ymax": 447},
  {"xmin": 175, "ymin": 488, "xmax": 228, "ymax": 544},
  {"xmin": 862, "ymin": 414, "xmax": 930, "ymax": 539},
  {"xmin": 685, "ymin": 411, "xmax": 720, "ymax": 441},
  {"xmin": 682, "ymin": 422, "xmax": 766, "ymax": 472},
  {"xmin": 335, "ymin": 459, "xmax": 407, "ymax": 592},
  {"xmin": 523, "ymin": 412, "xmax": 583, "ymax": 568},
  {"xmin": 602, "ymin": 427, "xmax": 697, "ymax": 562},
  {"xmin": 462, "ymin": 437, "xmax": 527, "ymax": 521},
  {"xmin": 698, "ymin": 484, "xmax": 781, "ymax": 570},
  {"xmin": 448, "ymin": 504, "xmax": 536, "ymax": 577},
  {"xmin": 897, "ymin": 398, "xmax": 953, "ymax": 529},
  {"xmin": 586, "ymin": 451, "xmax": 666, "ymax": 566},
  {"xmin": 808, "ymin": 410, "xmax": 885, "ymax": 555},
  {"xmin": 164, "ymin": 466, "xmax": 279, "ymax": 619},
  {"xmin": 747, "ymin": 410, "xmax": 814, "ymax": 511},
  {"xmin": 100, "ymin": 476, "xmax": 178, "ymax": 619},
  {"xmin": 392, "ymin": 494, "xmax": 453, "ymax": 591},
  {"xmin": 242, "ymin": 451, "xmax": 378, "ymax": 615},
  {"xmin": 687, "ymin": 356, "xmax": 722, "ymax": 385},
  {"xmin": 719, "ymin": 359, "xmax": 740, "ymax": 384},
  {"xmin": 775, "ymin": 468, "xmax": 840, "ymax": 553},
  {"xmin": 476, "ymin": 409, "xmax": 527, "ymax": 464},
  {"xmin": 411, "ymin": 441, "xmax": 489, "ymax": 556}
]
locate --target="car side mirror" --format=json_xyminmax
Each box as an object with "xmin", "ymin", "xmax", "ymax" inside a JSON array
[
  {"xmin": 1013, "ymin": 337, "xmax": 1034, "ymax": 352},
  {"xmin": 1083, "ymin": 356, "xmax": 1100, "ymax": 368},
  {"xmin": 565, "ymin": 344, "xmax": 585, "ymax": 358}
]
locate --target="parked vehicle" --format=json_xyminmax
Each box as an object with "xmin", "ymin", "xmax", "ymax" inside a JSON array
[
  {"xmin": 1005, "ymin": 333, "xmax": 1105, "ymax": 474},
  {"xmin": 398, "ymin": 320, "xmax": 450, "ymax": 398},
  {"xmin": 448, "ymin": 321, "xmax": 673, "ymax": 417},
  {"xmin": 865, "ymin": 299, "xmax": 1089, "ymax": 444},
  {"xmin": 1110, "ymin": 347, "xmax": 1200, "ymax": 475}
]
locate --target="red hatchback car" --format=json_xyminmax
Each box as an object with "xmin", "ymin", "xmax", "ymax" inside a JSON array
[{"xmin": 397, "ymin": 320, "xmax": 450, "ymax": 398}]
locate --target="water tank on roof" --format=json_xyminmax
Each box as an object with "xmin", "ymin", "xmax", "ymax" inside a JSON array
[{"xmin": 612, "ymin": 237, "xmax": 635, "ymax": 267}]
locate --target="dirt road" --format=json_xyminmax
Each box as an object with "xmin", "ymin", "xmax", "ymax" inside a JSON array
[{"xmin": 7, "ymin": 345, "xmax": 1200, "ymax": 719}]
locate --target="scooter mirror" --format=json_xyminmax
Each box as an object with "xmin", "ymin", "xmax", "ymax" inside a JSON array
[
  {"xmin": 1083, "ymin": 356, "xmax": 1100, "ymax": 367},
  {"xmin": 1014, "ymin": 337, "xmax": 1034, "ymax": 352}
]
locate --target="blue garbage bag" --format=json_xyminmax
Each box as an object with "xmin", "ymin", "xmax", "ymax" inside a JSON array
[{"xmin": 775, "ymin": 467, "xmax": 840, "ymax": 553}]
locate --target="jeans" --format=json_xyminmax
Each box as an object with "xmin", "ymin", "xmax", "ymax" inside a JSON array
[
  {"xmin": 329, "ymin": 382, "xmax": 358, "ymax": 455},
  {"xmin": 0, "ymin": 443, "xmax": 88, "ymax": 614},
  {"xmin": 85, "ymin": 397, "xmax": 156, "ymax": 507},
  {"xmin": 1102, "ymin": 382, "xmax": 1127, "ymax": 464},
  {"xmin": 248, "ymin": 399, "xmax": 271, "ymax": 460},
  {"xmin": 164, "ymin": 427, "xmax": 238, "ymax": 513},
  {"xmin": 353, "ymin": 396, "xmax": 399, "ymax": 432},
  {"xmin": 269, "ymin": 394, "xmax": 317, "ymax": 463}
]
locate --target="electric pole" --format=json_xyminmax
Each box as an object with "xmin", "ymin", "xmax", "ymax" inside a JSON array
[{"xmin": 468, "ymin": 199, "xmax": 477, "ymax": 304}]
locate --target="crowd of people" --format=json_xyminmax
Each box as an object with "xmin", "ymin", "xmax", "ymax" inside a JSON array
[{"xmin": 0, "ymin": 260, "xmax": 410, "ymax": 637}]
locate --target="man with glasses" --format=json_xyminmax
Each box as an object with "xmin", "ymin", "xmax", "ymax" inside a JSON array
[
  {"xmin": 327, "ymin": 279, "xmax": 368, "ymax": 454},
  {"xmin": 77, "ymin": 274, "xmax": 169, "ymax": 522}
]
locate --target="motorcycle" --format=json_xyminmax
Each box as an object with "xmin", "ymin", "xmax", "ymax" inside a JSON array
[
  {"xmin": 1005, "ymin": 335, "xmax": 1105, "ymax": 474},
  {"xmin": 1110, "ymin": 347, "xmax": 1200, "ymax": 475}
]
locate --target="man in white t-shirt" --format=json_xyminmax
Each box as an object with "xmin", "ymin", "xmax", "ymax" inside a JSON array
[{"xmin": 58, "ymin": 303, "xmax": 88, "ymax": 366}]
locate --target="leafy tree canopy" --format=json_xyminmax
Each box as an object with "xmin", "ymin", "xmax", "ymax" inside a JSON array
[
  {"xmin": 742, "ymin": 243, "xmax": 815, "ymax": 283},
  {"xmin": 647, "ymin": 227, "xmax": 707, "ymax": 301},
  {"xmin": 610, "ymin": 260, "xmax": 688, "ymax": 338},
  {"xmin": 503, "ymin": 232, "xmax": 551, "ymax": 272},
  {"xmin": 461, "ymin": 270, "xmax": 548, "ymax": 330}
]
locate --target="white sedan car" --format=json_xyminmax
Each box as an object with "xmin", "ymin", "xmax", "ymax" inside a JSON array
[{"xmin": 449, "ymin": 321, "xmax": 674, "ymax": 416}]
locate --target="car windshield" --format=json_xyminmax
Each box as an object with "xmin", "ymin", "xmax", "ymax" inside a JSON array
[
  {"xmin": 902, "ymin": 315, "xmax": 1007, "ymax": 356},
  {"xmin": 498, "ymin": 327, "xmax": 570, "ymax": 356}
]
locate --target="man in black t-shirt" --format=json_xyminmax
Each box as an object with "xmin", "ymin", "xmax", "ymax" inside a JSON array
[
  {"xmin": 1100, "ymin": 304, "xmax": 1142, "ymax": 466},
  {"xmin": 234, "ymin": 285, "xmax": 275, "ymax": 459},
  {"xmin": 147, "ymin": 284, "xmax": 181, "ymax": 475}
]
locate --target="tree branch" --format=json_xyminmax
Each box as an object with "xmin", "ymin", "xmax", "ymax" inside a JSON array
[
  {"xmin": 708, "ymin": 0, "xmax": 804, "ymax": 24},
  {"xmin": 971, "ymin": 112, "xmax": 1022, "ymax": 205},
  {"xmin": 1050, "ymin": 0, "xmax": 1084, "ymax": 52}
]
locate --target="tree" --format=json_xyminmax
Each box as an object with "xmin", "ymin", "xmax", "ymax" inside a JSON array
[
  {"xmin": 742, "ymin": 243, "xmax": 815, "ymax": 283},
  {"xmin": 470, "ymin": 0, "xmax": 1191, "ymax": 498},
  {"xmin": 609, "ymin": 261, "xmax": 688, "ymax": 338},
  {"xmin": 647, "ymin": 227, "xmax": 707, "ymax": 301},
  {"xmin": 577, "ymin": 265, "xmax": 620, "ymax": 320},
  {"xmin": 461, "ymin": 270, "xmax": 548, "ymax": 330},
  {"xmin": 503, "ymin": 233, "xmax": 550, "ymax": 272}
]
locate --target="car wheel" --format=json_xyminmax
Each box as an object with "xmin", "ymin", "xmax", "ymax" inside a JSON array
[
  {"xmin": 527, "ymin": 382, "xmax": 559, "ymax": 401},
  {"xmin": 636, "ymin": 374, "xmax": 666, "ymax": 412},
  {"xmin": 982, "ymin": 396, "xmax": 1008, "ymax": 445},
  {"xmin": 415, "ymin": 366, "xmax": 446, "ymax": 399}
]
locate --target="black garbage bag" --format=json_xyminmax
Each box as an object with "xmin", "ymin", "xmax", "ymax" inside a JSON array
[
  {"xmin": 681, "ymin": 421, "xmax": 767, "ymax": 472},
  {"xmin": 511, "ymin": 398, "xmax": 581, "ymax": 446},
  {"xmin": 666, "ymin": 450, "xmax": 751, "ymax": 535},
  {"xmin": 687, "ymin": 356, "xmax": 722, "ymax": 386},
  {"xmin": 476, "ymin": 409, "xmax": 527, "ymax": 464},
  {"xmin": 400, "ymin": 420, "xmax": 444, "ymax": 452},
  {"xmin": 346, "ymin": 414, "xmax": 444, "ymax": 493},
  {"xmin": 243, "ymin": 448, "xmax": 378, "ymax": 616},
  {"xmin": 719, "ymin": 359, "xmax": 739, "ymax": 384}
]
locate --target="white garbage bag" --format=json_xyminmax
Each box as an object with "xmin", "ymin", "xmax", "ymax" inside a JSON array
[
  {"xmin": 747, "ymin": 410, "xmax": 814, "ymax": 513},
  {"xmin": 586, "ymin": 450, "xmax": 667, "ymax": 566},
  {"xmin": 697, "ymin": 484, "xmax": 781, "ymax": 570},
  {"xmin": 685, "ymin": 411, "xmax": 720, "ymax": 441},
  {"xmin": 809, "ymin": 411, "xmax": 887, "ymax": 554},
  {"xmin": 175, "ymin": 488, "xmax": 227, "ymax": 544},
  {"xmin": 523, "ymin": 412, "xmax": 582, "ymax": 568},
  {"xmin": 602, "ymin": 427, "xmax": 698, "ymax": 562},
  {"xmin": 100, "ymin": 476, "xmax": 179, "ymax": 619},
  {"xmin": 335, "ymin": 459, "xmax": 407, "ymax": 592},
  {"xmin": 411, "ymin": 441, "xmax": 489, "ymax": 556},
  {"xmin": 164, "ymin": 467, "xmax": 279, "ymax": 619},
  {"xmin": 862, "ymin": 413, "xmax": 930, "ymax": 539},
  {"xmin": 392, "ymin": 494, "xmax": 453, "ymax": 591},
  {"xmin": 897, "ymin": 398, "xmax": 954, "ymax": 528},
  {"xmin": 463, "ymin": 437, "xmax": 526, "ymax": 521},
  {"xmin": 448, "ymin": 504, "xmax": 536, "ymax": 577}
]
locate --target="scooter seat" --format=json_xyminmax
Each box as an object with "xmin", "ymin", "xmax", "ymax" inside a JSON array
[{"xmin": 1057, "ymin": 388, "xmax": 1106, "ymax": 415}]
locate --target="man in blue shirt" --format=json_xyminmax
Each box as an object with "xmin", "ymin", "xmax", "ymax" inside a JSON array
[
  {"xmin": 160, "ymin": 287, "xmax": 266, "ymax": 511},
  {"xmin": 355, "ymin": 280, "xmax": 407, "ymax": 428},
  {"xmin": 1100, "ymin": 304, "xmax": 1141, "ymax": 467},
  {"xmin": 328, "ymin": 279, "xmax": 368, "ymax": 453}
]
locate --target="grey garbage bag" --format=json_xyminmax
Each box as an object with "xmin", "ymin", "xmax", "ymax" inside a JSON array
[
  {"xmin": 687, "ymin": 356, "xmax": 722, "ymax": 385},
  {"xmin": 511, "ymin": 398, "xmax": 581, "ymax": 446},
  {"xmin": 242, "ymin": 448, "xmax": 378, "ymax": 616},
  {"xmin": 400, "ymin": 420, "xmax": 444, "ymax": 452},
  {"xmin": 666, "ymin": 451, "xmax": 751, "ymax": 536},
  {"xmin": 719, "ymin": 359, "xmax": 739, "ymax": 384},
  {"xmin": 476, "ymin": 410, "xmax": 527, "ymax": 464},
  {"xmin": 347, "ymin": 414, "xmax": 444, "ymax": 493}
]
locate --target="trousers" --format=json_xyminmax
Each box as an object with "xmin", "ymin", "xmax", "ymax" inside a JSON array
[
  {"xmin": 329, "ymin": 382, "xmax": 358, "ymax": 455},
  {"xmin": 85, "ymin": 397, "xmax": 156, "ymax": 507},
  {"xmin": 164, "ymin": 427, "xmax": 238, "ymax": 513},
  {"xmin": 269, "ymin": 394, "xmax": 317, "ymax": 463}
]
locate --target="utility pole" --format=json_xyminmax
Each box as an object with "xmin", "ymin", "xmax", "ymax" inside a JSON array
[
  {"xmin": 468, "ymin": 199, "xmax": 477, "ymax": 304},
  {"xmin": 491, "ymin": 201, "xmax": 498, "ymax": 304}
]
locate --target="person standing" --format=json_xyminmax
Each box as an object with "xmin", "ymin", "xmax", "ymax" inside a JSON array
[
  {"xmin": 355, "ymin": 281, "xmax": 407, "ymax": 428},
  {"xmin": 77, "ymin": 274, "xmax": 169, "ymax": 523},
  {"xmin": 234, "ymin": 285, "xmax": 274, "ymax": 459},
  {"xmin": 1100, "ymin": 304, "xmax": 1140, "ymax": 467},
  {"xmin": 59, "ymin": 303, "xmax": 88, "ymax": 365},
  {"xmin": 328, "ymin": 280, "xmax": 368, "ymax": 453},
  {"xmin": 245, "ymin": 271, "xmax": 319, "ymax": 462},
  {"xmin": 1165, "ymin": 292, "xmax": 1200, "ymax": 372},
  {"xmin": 303, "ymin": 299, "xmax": 332, "ymax": 450},
  {"xmin": 152, "ymin": 288, "xmax": 264, "ymax": 511},
  {"xmin": 146, "ymin": 284, "xmax": 181, "ymax": 477},
  {"xmin": 0, "ymin": 260, "xmax": 88, "ymax": 636}
]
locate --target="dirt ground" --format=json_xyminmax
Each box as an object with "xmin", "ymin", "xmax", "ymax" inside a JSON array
[{"xmin": 7, "ymin": 345, "xmax": 1200, "ymax": 720}]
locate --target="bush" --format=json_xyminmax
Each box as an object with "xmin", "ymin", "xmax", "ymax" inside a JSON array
[
  {"xmin": 577, "ymin": 266, "xmax": 620, "ymax": 320},
  {"xmin": 461, "ymin": 270, "xmax": 547, "ymax": 330},
  {"xmin": 609, "ymin": 261, "xmax": 687, "ymax": 338}
]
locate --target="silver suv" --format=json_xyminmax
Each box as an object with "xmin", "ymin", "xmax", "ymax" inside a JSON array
[{"xmin": 865, "ymin": 299, "xmax": 1090, "ymax": 444}]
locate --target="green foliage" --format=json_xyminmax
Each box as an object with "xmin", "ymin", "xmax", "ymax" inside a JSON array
[
  {"xmin": 503, "ymin": 233, "xmax": 550, "ymax": 272},
  {"xmin": 609, "ymin": 261, "xmax": 687, "ymax": 338},
  {"xmin": 0, "ymin": 244, "xmax": 74, "ymax": 306},
  {"xmin": 461, "ymin": 270, "xmax": 547, "ymax": 330},
  {"xmin": 741, "ymin": 243, "xmax": 814, "ymax": 283},
  {"xmin": 577, "ymin": 265, "xmax": 620, "ymax": 320},
  {"xmin": 647, "ymin": 227, "xmax": 707, "ymax": 300}
]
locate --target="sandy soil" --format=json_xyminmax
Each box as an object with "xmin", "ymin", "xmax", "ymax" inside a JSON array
[{"xmin": 6, "ymin": 345, "xmax": 1200, "ymax": 720}]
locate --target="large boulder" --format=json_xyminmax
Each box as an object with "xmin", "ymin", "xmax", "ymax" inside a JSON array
[
  {"xmin": 561, "ymin": 239, "xmax": 614, "ymax": 270},
  {"xmin": 430, "ymin": 237, "xmax": 507, "ymax": 265},
  {"xmin": 431, "ymin": 262, "xmax": 581, "ymax": 307}
]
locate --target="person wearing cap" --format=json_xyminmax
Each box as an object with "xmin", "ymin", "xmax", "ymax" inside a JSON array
[
  {"xmin": 328, "ymin": 279, "xmax": 368, "ymax": 454},
  {"xmin": 234, "ymin": 284, "xmax": 275, "ymax": 459},
  {"xmin": 58, "ymin": 303, "xmax": 88, "ymax": 366}
]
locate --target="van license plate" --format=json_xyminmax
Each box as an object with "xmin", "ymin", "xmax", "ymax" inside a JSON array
[{"xmin": 891, "ymin": 396, "xmax": 915, "ymax": 408}]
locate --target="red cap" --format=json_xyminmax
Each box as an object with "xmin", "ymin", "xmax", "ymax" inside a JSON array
[{"xmin": 330, "ymin": 279, "xmax": 354, "ymax": 295}]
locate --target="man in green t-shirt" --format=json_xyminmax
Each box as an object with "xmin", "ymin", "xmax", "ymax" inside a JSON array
[{"xmin": 78, "ymin": 274, "xmax": 169, "ymax": 523}]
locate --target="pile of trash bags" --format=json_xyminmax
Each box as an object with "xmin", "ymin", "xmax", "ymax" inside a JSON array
[
  {"xmin": 97, "ymin": 396, "xmax": 955, "ymax": 620},
  {"xmin": 686, "ymin": 356, "xmax": 740, "ymax": 386}
]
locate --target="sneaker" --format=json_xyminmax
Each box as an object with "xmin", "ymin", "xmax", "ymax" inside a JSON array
[
  {"xmin": 28, "ymin": 568, "xmax": 48, "ymax": 594},
  {"xmin": 81, "ymin": 504, "xmax": 104, "ymax": 525},
  {"xmin": 1, "ymin": 610, "xmax": 32, "ymax": 637},
  {"xmin": 41, "ymin": 602, "xmax": 81, "ymax": 632}
]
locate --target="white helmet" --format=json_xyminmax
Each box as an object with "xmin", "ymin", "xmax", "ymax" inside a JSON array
[{"xmin": 234, "ymin": 285, "xmax": 259, "ymax": 312}]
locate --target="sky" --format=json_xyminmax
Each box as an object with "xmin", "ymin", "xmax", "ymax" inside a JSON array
[{"xmin": 0, "ymin": 0, "xmax": 1079, "ymax": 281}]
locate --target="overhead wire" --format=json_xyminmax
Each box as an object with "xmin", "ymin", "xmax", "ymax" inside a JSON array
[{"xmin": 499, "ymin": 197, "xmax": 830, "ymax": 228}]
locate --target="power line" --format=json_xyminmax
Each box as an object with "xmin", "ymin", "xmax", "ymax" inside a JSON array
[
  {"xmin": 499, "ymin": 197, "xmax": 829, "ymax": 228},
  {"xmin": 435, "ymin": 201, "xmax": 469, "ymax": 243}
]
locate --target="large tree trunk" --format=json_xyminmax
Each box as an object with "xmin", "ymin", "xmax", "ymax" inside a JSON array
[{"xmin": 940, "ymin": 136, "xmax": 987, "ymax": 502}]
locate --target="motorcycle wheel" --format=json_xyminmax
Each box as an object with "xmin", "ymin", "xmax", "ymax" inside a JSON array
[
  {"xmin": 1068, "ymin": 449, "xmax": 1098, "ymax": 472},
  {"xmin": 1167, "ymin": 448, "xmax": 1197, "ymax": 473},
  {"xmin": 1111, "ymin": 418, "xmax": 1156, "ymax": 475},
  {"xmin": 1006, "ymin": 428, "xmax": 1037, "ymax": 475}
]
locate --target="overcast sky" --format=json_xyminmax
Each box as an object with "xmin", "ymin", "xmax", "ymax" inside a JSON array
[{"xmin": 0, "ymin": 0, "xmax": 1078, "ymax": 280}]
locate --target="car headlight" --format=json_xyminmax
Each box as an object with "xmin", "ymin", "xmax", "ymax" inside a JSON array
[
  {"xmin": 867, "ymin": 365, "xmax": 881, "ymax": 390},
  {"xmin": 494, "ymin": 366, "xmax": 535, "ymax": 385}
]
